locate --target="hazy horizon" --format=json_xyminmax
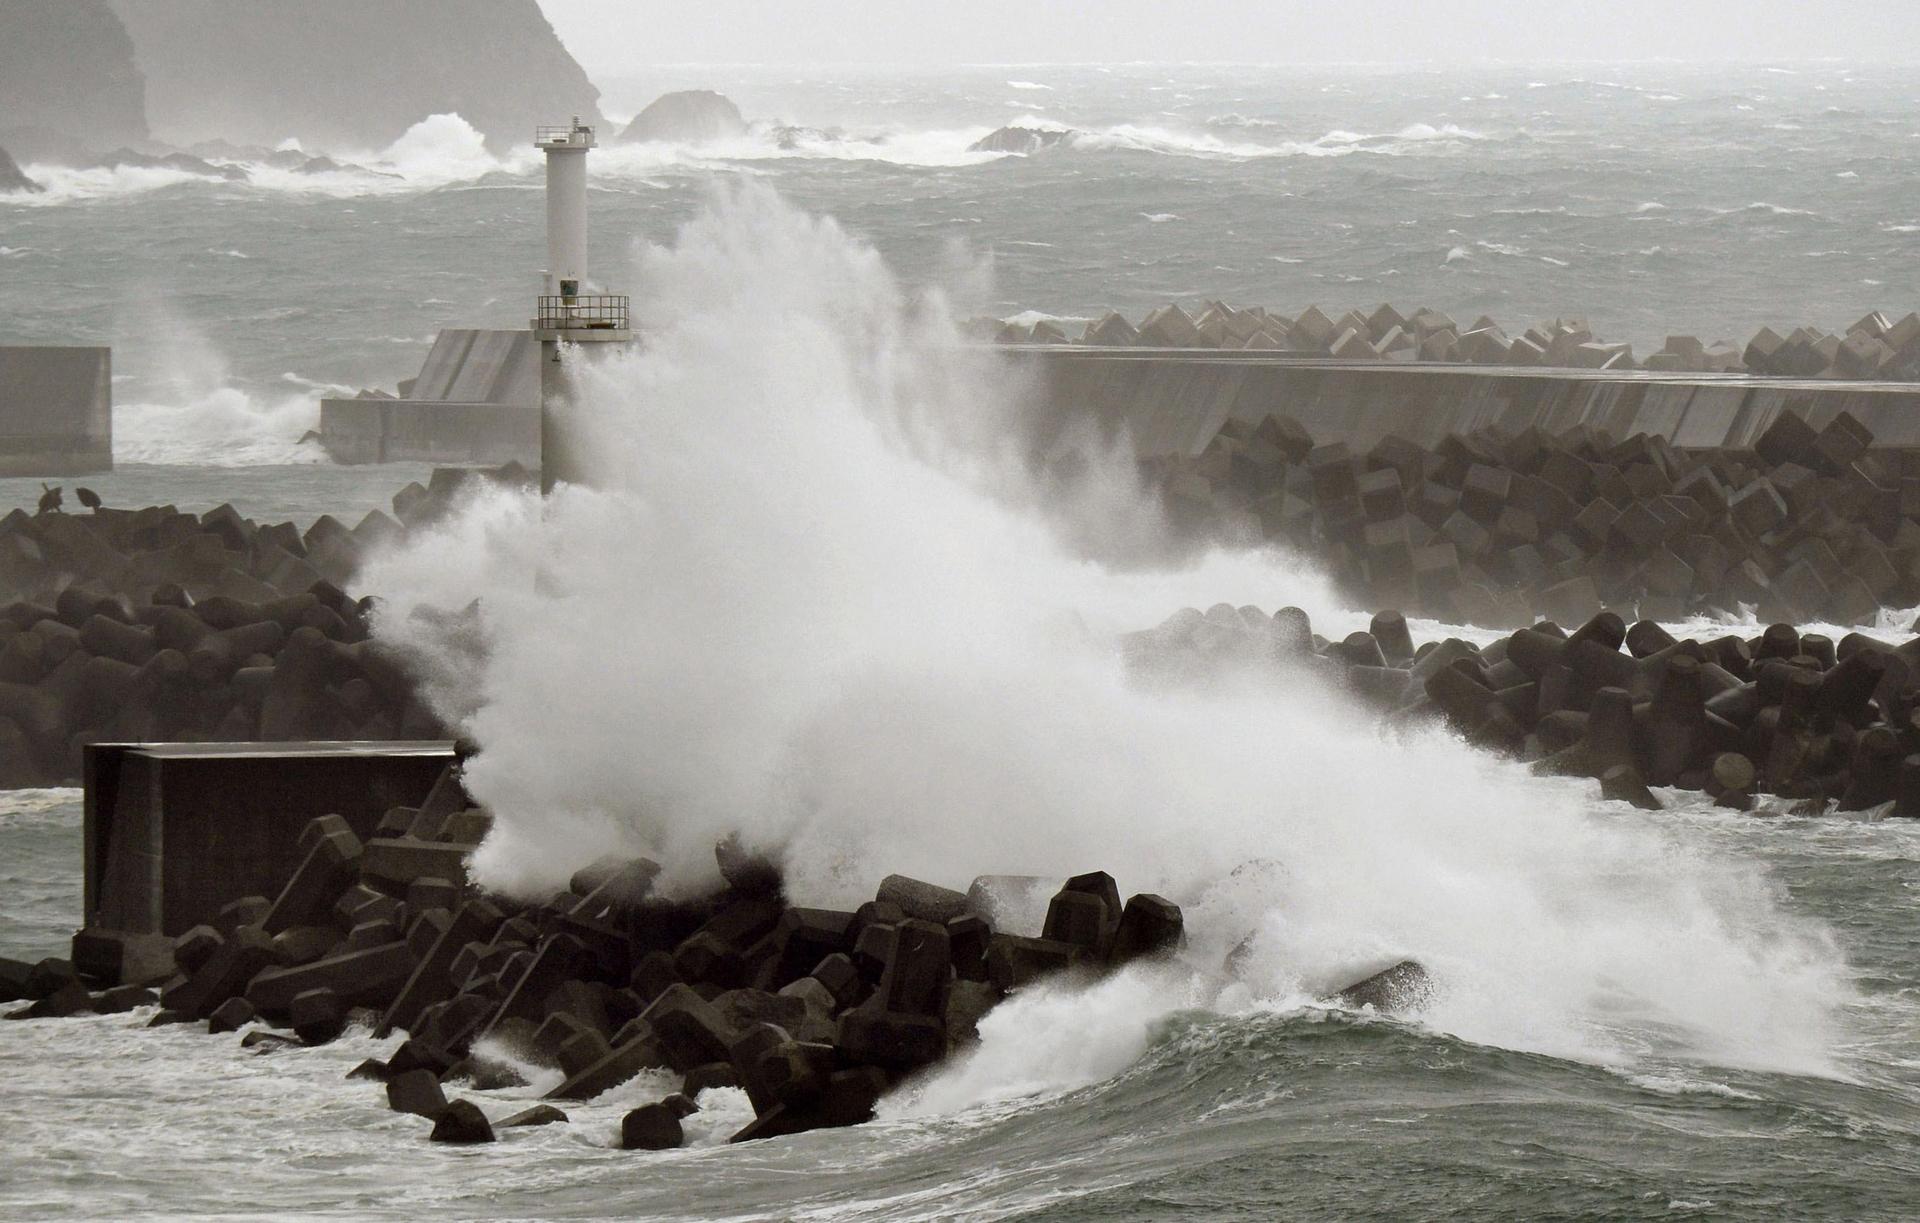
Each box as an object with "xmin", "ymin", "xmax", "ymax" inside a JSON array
[{"xmin": 540, "ymin": 1, "xmax": 1920, "ymax": 76}]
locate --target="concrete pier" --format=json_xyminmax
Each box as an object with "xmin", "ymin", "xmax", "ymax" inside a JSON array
[
  {"xmin": 325, "ymin": 343, "xmax": 1920, "ymax": 477},
  {"xmin": 83, "ymin": 741, "xmax": 453, "ymax": 937},
  {"xmin": 316, "ymin": 329, "xmax": 537, "ymax": 465},
  {"xmin": 0, "ymin": 346, "xmax": 112, "ymax": 475}
]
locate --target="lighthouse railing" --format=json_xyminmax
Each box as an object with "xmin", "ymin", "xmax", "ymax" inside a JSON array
[{"xmin": 533, "ymin": 294, "xmax": 628, "ymax": 330}]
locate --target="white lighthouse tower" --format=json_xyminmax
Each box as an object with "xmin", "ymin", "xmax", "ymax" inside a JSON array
[{"xmin": 532, "ymin": 116, "xmax": 631, "ymax": 492}]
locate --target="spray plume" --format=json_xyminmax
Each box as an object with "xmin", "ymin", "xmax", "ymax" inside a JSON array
[{"xmin": 364, "ymin": 182, "xmax": 1848, "ymax": 1087}]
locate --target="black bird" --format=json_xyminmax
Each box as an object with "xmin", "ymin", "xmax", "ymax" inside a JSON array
[
  {"xmin": 36, "ymin": 484, "xmax": 62, "ymax": 515},
  {"xmin": 76, "ymin": 487, "xmax": 101, "ymax": 511}
]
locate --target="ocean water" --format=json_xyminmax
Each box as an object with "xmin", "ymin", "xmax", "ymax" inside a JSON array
[
  {"xmin": 3, "ymin": 63, "xmax": 1919, "ymax": 462},
  {"xmin": 4, "ymin": 63, "xmax": 1920, "ymax": 1220},
  {"xmin": 7, "ymin": 785, "xmax": 1920, "ymax": 1219}
]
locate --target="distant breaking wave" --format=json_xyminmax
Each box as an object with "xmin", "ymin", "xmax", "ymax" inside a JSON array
[{"xmin": 1, "ymin": 112, "xmax": 1499, "ymax": 205}]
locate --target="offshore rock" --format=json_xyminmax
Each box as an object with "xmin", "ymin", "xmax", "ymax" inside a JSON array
[
  {"xmin": 620, "ymin": 91, "xmax": 746, "ymax": 144},
  {"xmin": 970, "ymin": 125, "xmax": 1074, "ymax": 155},
  {"xmin": 0, "ymin": 145, "xmax": 40, "ymax": 194}
]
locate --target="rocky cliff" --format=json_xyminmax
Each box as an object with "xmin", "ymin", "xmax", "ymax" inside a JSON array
[
  {"xmin": 0, "ymin": 146, "xmax": 41, "ymax": 194},
  {"xmin": 0, "ymin": 0, "xmax": 149, "ymax": 161},
  {"xmin": 108, "ymin": 0, "xmax": 603, "ymax": 154}
]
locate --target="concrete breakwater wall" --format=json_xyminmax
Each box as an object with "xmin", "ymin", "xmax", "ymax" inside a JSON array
[
  {"xmin": 1012, "ymin": 347, "xmax": 1920, "ymax": 459},
  {"xmin": 315, "ymin": 330, "xmax": 538, "ymax": 467},
  {"xmin": 0, "ymin": 347, "xmax": 112, "ymax": 476},
  {"xmin": 311, "ymin": 337, "xmax": 1920, "ymax": 477}
]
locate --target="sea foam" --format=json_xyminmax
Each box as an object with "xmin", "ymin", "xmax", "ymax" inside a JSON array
[{"xmin": 363, "ymin": 182, "xmax": 1852, "ymax": 1088}]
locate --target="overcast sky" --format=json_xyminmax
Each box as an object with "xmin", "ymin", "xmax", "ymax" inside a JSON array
[{"xmin": 540, "ymin": 1, "xmax": 1920, "ymax": 73}]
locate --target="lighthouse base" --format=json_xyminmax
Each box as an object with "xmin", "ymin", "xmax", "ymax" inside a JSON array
[{"xmin": 538, "ymin": 330, "xmax": 635, "ymax": 493}]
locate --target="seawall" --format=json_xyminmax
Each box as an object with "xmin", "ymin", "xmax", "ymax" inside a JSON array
[{"xmin": 0, "ymin": 346, "xmax": 112, "ymax": 476}]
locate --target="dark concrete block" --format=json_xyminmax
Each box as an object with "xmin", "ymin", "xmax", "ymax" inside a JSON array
[
  {"xmin": 387, "ymin": 1068, "xmax": 448, "ymax": 1118},
  {"xmin": 641, "ymin": 983, "xmax": 737, "ymax": 1073},
  {"xmin": 360, "ymin": 837, "xmax": 469, "ymax": 890},
  {"xmin": 875, "ymin": 875, "xmax": 970, "ymax": 924},
  {"xmin": 877, "ymin": 920, "xmax": 952, "ymax": 1018},
  {"xmin": 270, "ymin": 925, "xmax": 339, "ymax": 967},
  {"xmin": 93, "ymin": 983, "xmax": 158, "ymax": 1014},
  {"xmin": 1460, "ymin": 464, "xmax": 1512, "ymax": 524},
  {"xmin": 161, "ymin": 924, "xmax": 274, "ymax": 1019},
  {"xmin": 836, "ymin": 1008, "xmax": 947, "ymax": 1069},
  {"xmin": 985, "ymin": 934, "xmax": 1083, "ymax": 992},
  {"xmin": 1112, "ymin": 894, "xmax": 1184, "ymax": 962},
  {"xmin": 263, "ymin": 831, "xmax": 362, "ymax": 935},
  {"xmin": 430, "ymin": 1099, "xmax": 495, "ymax": 1144},
  {"xmin": 621, "ymin": 1103, "xmax": 684, "ymax": 1151},
  {"xmin": 247, "ymin": 941, "xmax": 415, "ymax": 1018},
  {"xmin": 499, "ymin": 1104, "xmax": 568, "ymax": 1128},
  {"xmin": 380, "ymin": 901, "xmax": 495, "ymax": 1036},
  {"xmin": 485, "ymin": 933, "xmax": 589, "ymax": 1035},
  {"xmin": 547, "ymin": 1033, "xmax": 667, "ymax": 1102},
  {"xmin": 208, "ymin": 996, "xmax": 256, "ymax": 1034},
  {"xmin": 1041, "ymin": 891, "xmax": 1111, "ymax": 958},
  {"xmin": 1332, "ymin": 959, "xmax": 1433, "ymax": 1012},
  {"xmin": 9, "ymin": 979, "xmax": 95, "ymax": 1020},
  {"xmin": 71, "ymin": 927, "xmax": 175, "ymax": 987}
]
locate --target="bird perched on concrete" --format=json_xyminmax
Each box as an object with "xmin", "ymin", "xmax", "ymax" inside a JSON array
[
  {"xmin": 36, "ymin": 484, "xmax": 62, "ymax": 514},
  {"xmin": 76, "ymin": 487, "xmax": 101, "ymax": 510}
]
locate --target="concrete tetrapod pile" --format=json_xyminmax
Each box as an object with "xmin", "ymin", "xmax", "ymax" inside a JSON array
[
  {"xmin": 7, "ymin": 764, "xmax": 1335, "ymax": 1149},
  {"xmin": 0, "ymin": 465, "xmax": 531, "ymax": 785},
  {"xmin": 1152, "ymin": 406, "xmax": 1918, "ymax": 628},
  {"xmin": 989, "ymin": 300, "xmax": 1920, "ymax": 380},
  {"xmin": 1128, "ymin": 601, "xmax": 1920, "ymax": 814}
]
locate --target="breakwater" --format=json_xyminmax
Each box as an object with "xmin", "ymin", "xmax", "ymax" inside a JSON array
[
  {"xmin": 0, "ymin": 467, "xmax": 527, "ymax": 786},
  {"xmin": 1135, "ymin": 402, "xmax": 1912, "ymax": 627},
  {"xmin": 1010, "ymin": 345, "xmax": 1920, "ymax": 458},
  {"xmin": 1131, "ymin": 602, "xmax": 1920, "ymax": 814},
  {"xmin": 995, "ymin": 301, "xmax": 1920, "ymax": 380},
  {"xmin": 0, "ymin": 347, "xmax": 112, "ymax": 476},
  {"xmin": 8, "ymin": 760, "xmax": 1407, "ymax": 1150}
]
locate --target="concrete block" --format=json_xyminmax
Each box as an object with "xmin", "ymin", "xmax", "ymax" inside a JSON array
[
  {"xmin": 246, "ymin": 940, "xmax": 415, "ymax": 1017},
  {"xmin": 640, "ymin": 983, "xmax": 737, "ymax": 1073},
  {"xmin": 986, "ymin": 934, "xmax": 1083, "ymax": 991},
  {"xmin": 875, "ymin": 875, "xmax": 970, "ymax": 924},
  {"xmin": 1755, "ymin": 411, "xmax": 1819, "ymax": 469},
  {"xmin": 836, "ymin": 1009, "xmax": 947, "ymax": 1069},
  {"xmin": 360, "ymin": 837, "xmax": 469, "ymax": 890},
  {"xmin": 620, "ymin": 1103, "xmax": 683, "ymax": 1150}
]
